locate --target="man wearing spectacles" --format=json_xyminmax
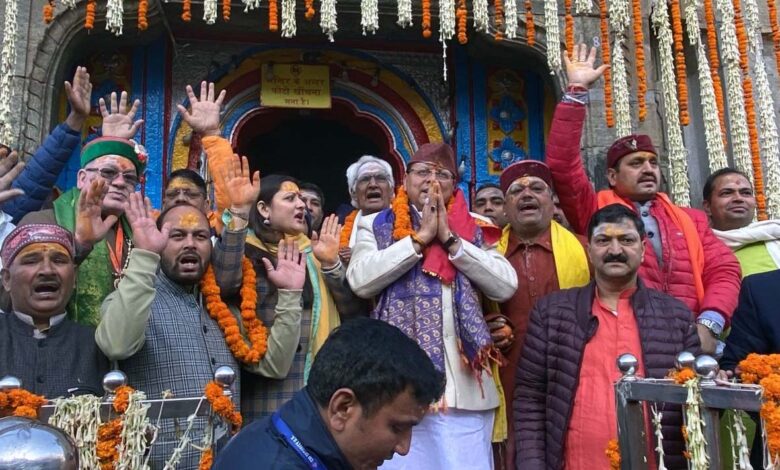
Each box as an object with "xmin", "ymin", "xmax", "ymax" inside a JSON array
[{"xmin": 347, "ymin": 143, "xmax": 518, "ymax": 469}]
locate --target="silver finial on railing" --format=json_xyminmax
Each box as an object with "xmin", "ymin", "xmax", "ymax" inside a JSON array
[
  {"xmin": 675, "ymin": 351, "xmax": 696, "ymax": 370},
  {"xmin": 102, "ymin": 370, "xmax": 128, "ymax": 395},
  {"xmin": 694, "ymin": 355, "xmax": 720, "ymax": 386},
  {"xmin": 617, "ymin": 353, "xmax": 639, "ymax": 381},
  {"xmin": 0, "ymin": 376, "xmax": 21, "ymax": 391},
  {"xmin": 214, "ymin": 366, "xmax": 235, "ymax": 396}
]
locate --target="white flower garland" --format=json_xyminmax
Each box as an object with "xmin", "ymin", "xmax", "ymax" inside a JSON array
[
  {"xmin": 204, "ymin": 0, "xmax": 218, "ymax": 25},
  {"xmin": 320, "ymin": 0, "xmax": 338, "ymax": 41},
  {"xmin": 505, "ymin": 0, "xmax": 519, "ymax": 39},
  {"xmin": 118, "ymin": 390, "xmax": 152, "ymax": 470},
  {"xmin": 49, "ymin": 395, "xmax": 102, "ymax": 470},
  {"xmin": 397, "ymin": 0, "xmax": 412, "ymax": 27},
  {"xmin": 106, "ymin": 0, "xmax": 124, "ymax": 35},
  {"xmin": 727, "ymin": 411, "xmax": 753, "ymax": 470},
  {"xmin": 474, "ymin": 0, "xmax": 489, "ymax": 32},
  {"xmin": 61, "ymin": 0, "xmax": 78, "ymax": 9},
  {"xmin": 611, "ymin": 36, "xmax": 632, "ymax": 137},
  {"xmin": 683, "ymin": 379, "xmax": 709, "ymax": 470},
  {"xmin": 651, "ymin": 403, "xmax": 668, "ymax": 470},
  {"xmin": 281, "ymin": 0, "xmax": 297, "ymax": 37},
  {"xmin": 608, "ymin": 0, "xmax": 631, "ymax": 31},
  {"xmin": 743, "ymin": 0, "xmax": 780, "ymax": 218},
  {"xmin": 361, "ymin": 0, "xmax": 379, "ymax": 35},
  {"xmin": 0, "ymin": 0, "xmax": 18, "ymax": 146},
  {"xmin": 242, "ymin": 0, "xmax": 261, "ymax": 12},
  {"xmin": 652, "ymin": 0, "xmax": 691, "ymax": 205},
  {"xmin": 440, "ymin": 0, "xmax": 456, "ymax": 41},
  {"xmin": 683, "ymin": 0, "xmax": 728, "ymax": 171},
  {"xmin": 574, "ymin": 0, "xmax": 591, "ymax": 14},
  {"xmin": 715, "ymin": 0, "xmax": 753, "ymax": 184},
  {"xmin": 544, "ymin": 0, "xmax": 562, "ymax": 73}
]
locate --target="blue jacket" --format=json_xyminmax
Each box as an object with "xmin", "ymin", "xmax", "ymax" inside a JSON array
[
  {"xmin": 3, "ymin": 123, "xmax": 81, "ymax": 223},
  {"xmin": 214, "ymin": 388, "xmax": 353, "ymax": 470}
]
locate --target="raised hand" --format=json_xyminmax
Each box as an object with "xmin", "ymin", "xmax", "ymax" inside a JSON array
[
  {"xmin": 262, "ymin": 239, "xmax": 306, "ymax": 290},
  {"xmin": 100, "ymin": 91, "xmax": 144, "ymax": 139},
  {"xmin": 176, "ymin": 81, "xmax": 226, "ymax": 137},
  {"xmin": 0, "ymin": 148, "xmax": 25, "ymax": 205},
  {"xmin": 564, "ymin": 43, "xmax": 610, "ymax": 90},
  {"xmin": 64, "ymin": 66, "xmax": 93, "ymax": 131},
  {"xmin": 125, "ymin": 192, "xmax": 170, "ymax": 254},
  {"xmin": 311, "ymin": 214, "xmax": 341, "ymax": 268},
  {"xmin": 220, "ymin": 154, "xmax": 260, "ymax": 215},
  {"xmin": 75, "ymin": 179, "xmax": 119, "ymax": 249}
]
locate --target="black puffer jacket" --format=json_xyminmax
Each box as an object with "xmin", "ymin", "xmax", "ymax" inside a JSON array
[{"xmin": 513, "ymin": 280, "xmax": 700, "ymax": 470}]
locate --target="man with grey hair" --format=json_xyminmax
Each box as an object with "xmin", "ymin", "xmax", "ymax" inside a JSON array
[{"xmin": 339, "ymin": 155, "xmax": 395, "ymax": 264}]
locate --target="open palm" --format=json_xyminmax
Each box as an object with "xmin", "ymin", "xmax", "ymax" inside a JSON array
[
  {"xmin": 263, "ymin": 239, "xmax": 306, "ymax": 290},
  {"xmin": 100, "ymin": 91, "xmax": 144, "ymax": 139},
  {"xmin": 0, "ymin": 148, "xmax": 25, "ymax": 205},
  {"xmin": 565, "ymin": 43, "xmax": 610, "ymax": 89},
  {"xmin": 177, "ymin": 81, "xmax": 226, "ymax": 136},
  {"xmin": 75, "ymin": 180, "xmax": 119, "ymax": 248},
  {"xmin": 125, "ymin": 192, "xmax": 170, "ymax": 254},
  {"xmin": 221, "ymin": 154, "xmax": 260, "ymax": 212},
  {"xmin": 312, "ymin": 214, "xmax": 341, "ymax": 268}
]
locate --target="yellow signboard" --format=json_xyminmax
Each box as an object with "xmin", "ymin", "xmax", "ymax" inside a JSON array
[{"xmin": 260, "ymin": 64, "xmax": 331, "ymax": 109}]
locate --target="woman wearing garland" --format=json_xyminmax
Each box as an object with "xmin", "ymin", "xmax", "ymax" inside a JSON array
[{"xmin": 229, "ymin": 174, "xmax": 362, "ymax": 422}]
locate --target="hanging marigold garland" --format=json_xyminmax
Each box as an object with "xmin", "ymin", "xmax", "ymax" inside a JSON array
[
  {"xmin": 304, "ymin": 0, "xmax": 315, "ymax": 20},
  {"xmin": 494, "ymin": 0, "xmax": 505, "ymax": 40},
  {"xmin": 769, "ymin": 0, "xmax": 780, "ymax": 77},
  {"xmin": 199, "ymin": 449, "xmax": 213, "ymax": 470},
  {"xmin": 0, "ymin": 388, "xmax": 46, "ymax": 418},
  {"xmin": 201, "ymin": 257, "xmax": 268, "ymax": 365},
  {"xmin": 204, "ymin": 381, "xmax": 243, "ymax": 432},
  {"xmin": 565, "ymin": 0, "xmax": 574, "ymax": 57},
  {"xmin": 670, "ymin": 0, "xmax": 689, "ymax": 125},
  {"xmin": 223, "ymin": 0, "xmax": 231, "ymax": 21},
  {"xmin": 739, "ymin": 354, "xmax": 780, "ymax": 461},
  {"xmin": 96, "ymin": 385, "xmax": 136, "ymax": 470},
  {"xmin": 422, "ymin": 0, "xmax": 432, "ymax": 38},
  {"xmin": 605, "ymin": 439, "xmax": 620, "ymax": 469},
  {"xmin": 599, "ymin": 0, "xmax": 614, "ymax": 127},
  {"xmin": 669, "ymin": 367, "xmax": 696, "ymax": 383},
  {"xmin": 457, "ymin": 0, "xmax": 468, "ymax": 44},
  {"xmin": 43, "ymin": 0, "xmax": 55, "ymax": 24},
  {"xmin": 632, "ymin": 0, "xmax": 647, "ymax": 121},
  {"xmin": 703, "ymin": 0, "xmax": 726, "ymax": 138},
  {"xmin": 340, "ymin": 210, "xmax": 358, "ymax": 249},
  {"xmin": 525, "ymin": 0, "xmax": 535, "ymax": 46},
  {"xmin": 268, "ymin": 0, "xmax": 279, "ymax": 32},
  {"xmin": 182, "ymin": 0, "xmax": 192, "ymax": 22},
  {"xmin": 85, "ymin": 0, "xmax": 96, "ymax": 30},
  {"xmin": 138, "ymin": 0, "xmax": 149, "ymax": 30}
]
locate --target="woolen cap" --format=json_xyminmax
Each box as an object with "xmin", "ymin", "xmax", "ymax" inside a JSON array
[
  {"xmin": 407, "ymin": 143, "xmax": 458, "ymax": 178},
  {"xmin": 500, "ymin": 160, "xmax": 553, "ymax": 193},
  {"xmin": 606, "ymin": 134, "xmax": 656, "ymax": 168}
]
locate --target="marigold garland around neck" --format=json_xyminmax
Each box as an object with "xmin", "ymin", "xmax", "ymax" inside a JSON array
[
  {"xmin": 391, "ymin": 186, "xmax": 454, "ymax": 242},
  {"xmin": 340, "ymin": 209, "xmax": 358, "ymax": 249},
  {"xmin": 200, "ymin": 257, "xmax": 268, "ymax": 365}
]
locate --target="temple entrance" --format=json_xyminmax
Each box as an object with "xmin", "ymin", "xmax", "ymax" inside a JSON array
[{"xmin": 235, "ymin": 103, "xmax": 401, "ymax": 217}]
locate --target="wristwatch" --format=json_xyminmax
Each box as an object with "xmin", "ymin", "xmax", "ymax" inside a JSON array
[
  {"xmin": 696, "ymin": 318, "xmax": 723, "ymax": 337},
  {"xmin": 442, "ymin": 232, "xmax": 460, "ymax": 250}
]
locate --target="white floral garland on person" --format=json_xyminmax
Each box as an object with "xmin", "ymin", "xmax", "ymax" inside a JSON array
[
  {"xmin": 715, "ymin": 0, "xmax": 753, "ymax": 184},
  {"xmin": 204, "ymin": 0, "xmax": 218, "ymax": 24},
  {"xmin": 743, "ymin": 0, "xmax": 780, "ymax": 218},
  {"xmin": 320, "ymin": 0, "xmax": 338, "ymax": 41},
  {"xmin": 281, "ymin": 0, "xmax": 297, "ymax": 37},
  {"xmin": 397, "ymin": 0, "xmax": 412, "ymax": 27},
  {"xmin": 651, "ymin": 403, "xmax": 668, "ymax": 470},
  {"xmin": 361, "ymin": 0, "xmax": 378, "ymax": 35},
  {"xmin": 683, "ymin": 0, "xmax": 728, "ymax": 171},
  {"xmin": 683, "ymin": 379, "xmax": 709, "ymax": 470},
  {"xmin": 505, "ymin": 0, "xmax": 519, "ymax": 39},
  {"xmin": 474, "ymin": 0, "xmax": 490, "ymax": 32},
  {"xmin": 0, "ymin": 0, "xmax": 18, "ymax": 146},
  {"xmin": 242, "ymin": 0, "xmax": 261, "ymax": 12},
  {"xmin": 544, "ymin": 0, "xmax": 562, "ymax": 73},
  {"xmin": 607, "ymin": 0, "xmax": 631, "ymax": 136},
  {"xmin": 651, "ymin": 0, "xmax": 691, "ymax": 205},
  {"xmin": 49, "ymin": 395, "xmax": 103, "ymax": 470}
]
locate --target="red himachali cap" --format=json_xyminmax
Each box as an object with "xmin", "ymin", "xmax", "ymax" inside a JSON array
[
  {"xmin": 607, "ymin": 134, "xmax": 656, "ymax": 168},
  {"xmin": 407, "ymin": 143, "xmax": 458, "ymax": 178},
  {"xmin": 499, "ymin": 160, "xmax": 554, "ymax": 193}
]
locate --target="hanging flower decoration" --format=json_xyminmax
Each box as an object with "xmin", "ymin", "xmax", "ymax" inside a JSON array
[
  {"xmin": 0, "ymin": 388, "xmax": 46, "ymax": 418},
  {"xmin": 422, "ymin": 0, "xmax": 432, "ymax": 38},
  {"xmin": 62, "ymin": 0, "xmax": 77, "ymax": 9},
  {"xmin": 703, "ymin": 0, "xmax": 726, "ymax": 138},
  {"xmin": 204, "ymin": 381, "xmax": 242, "ymax": 433},
  {"xmin": 652, "ymin": 0, "xmax": 691, "ymax": 205},
  {"xmin": 304, "ymin": 0, "xmax": 315, "ymax": 20},
  {"xmin": 494, "ymin": 0, "xmax": 505, "ymax": 40},
  {"xmin": 682, "ymin": 376, "xmax": 709, "ymax": 469},
  {"xmin": 739, "ymin": 354, "xmax": 780, "ymax": 461},
  {"xmin": 457, "ymin": 0, "xmax": 468, "ymax": 44},
  {"xmin": 439, "ymin": 0, "xmax": 456, "ymax": 77},
  {"xmin": 242, "ymin": 0, "xmax": 261, "ymax": 12},
  {"xmin": 361, "ymin": 0, "xmax": 379, "ymax": 35},
  {"xmin": 544, "ymin": 0, "xmax": 563, "ymax": 73},
  {"xmin": 505, "ymin": 0, "xmax": 518, "ymax": 39},
  {"xmin": 608, "ymin": 0, "xmax": 631, "ymax": 136},
  {"xmin": 223, "ymin": 0, "xmax": 232, "ymax": 21},
  {"xmin": 599, "ymin": 0, "xmax": 614, "ymax": 127},
  {"xmin": 474, "ymin": 0, "xmax": 489, "ymax": 32},
  {"xmin": 632, "ymin": 0, "xmax": 647, "ymax": 121},
  {"xmin": 43, "ymin": 1, "xmax": 55, "ymax": 24},
  {"xmin": 269, "ymin": 0, "xmax": 279, "ymax": 32},
  {"xmin": 85, "ymin": 0, "xmax": 96, "ymax": 30},
  {"xmin": 319, "ymin": 0, "xmax": 337, "ymax": 41},
  {"xmin": 0, "ymin": 0, "xmax": 17, "ymax": 146},
  {"xmin": 670, "ymin": 0, "xmax": 689, "ymax": 125},
  {"xmin": 574, "ymin": 0, "xmax": 591, "ymax": 14},
  {"xmin": 138, "ymin": 0, "xmax": 149, "ymax": 30},
  {"xmin": 605, "ymin": 439, "xmax": 620, "ymax": 469},
  {"xmin": 650, "ymin": 404, "xmax": 667, "ymax": 469},
  {"xmin": 769, "ymin": 0, "xmax": 780, "ymax": 78},
  {"xmin": 565, "ymin": 0, "xmax": 574, "ymax": 57},
  {"xmin": 204, "ymin": 0, "xmax": 218, "ymax": 25},
  {"xmin": 397, "ymin": 0, "xmax": 413, "ymax": 27},
  {"xmin": 182, "ymin": 0, "xmax": 192, "ymax": 22},
  {"xmin": 525, "ymin": 0, "xmax": 535, "ymax": 45},
  {"xmin": 668, "ymin": 367, "xmax": 696, "ymax": 384}
]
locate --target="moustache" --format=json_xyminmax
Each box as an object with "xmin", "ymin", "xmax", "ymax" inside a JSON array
[{"xmin": 603, "ymin": 253, "xmax": 629, "ymax": 264}]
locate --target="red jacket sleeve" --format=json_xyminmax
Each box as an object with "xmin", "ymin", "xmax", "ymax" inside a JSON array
[
  {"xmin": 545, "ymin": 101, "xmax": 599, "ymax": 235},
  {"xmin": 685, "ymin": 208, "xmax": 742, "ymax": 324}
]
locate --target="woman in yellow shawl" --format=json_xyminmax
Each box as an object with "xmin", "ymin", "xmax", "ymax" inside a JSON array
[{"xmin": 241, "ymin": 174, "xmax": 363, "ymax": 421}]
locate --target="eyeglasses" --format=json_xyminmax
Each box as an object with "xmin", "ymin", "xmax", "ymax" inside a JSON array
[
  {"xmin": 85, "ymin": 167, "xmax": 139, "ymax": 187},
  {"xmin": 164, "ymin": 188, "xmax": 207, "ymax": 200},
  {"xmin": 356, "ymin": 173, "xmax": 391, "ymax": 186},
  {"xmin": 408, "ymin": 168, "xmax": 454, "ymax": 181}
]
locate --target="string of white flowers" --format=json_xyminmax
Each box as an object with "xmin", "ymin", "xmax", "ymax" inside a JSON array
[
  {"xmin": 651, "ymin": 0, "xmax": 691, "ymax": 205},
  {"xmin": 242, "ymin": 0, "xmax": 261, "ymax": 12},
  {"xmin": 117, "ymin": 390, "xmax": 151, "ymax": 470},
  {"xmin": 474, "ymin": 0, "xmax": 490, "ymax": 32},
  {"xmin": 651, "ymin": 403, "xmax": 668, "ymax": 470},
  {"xmin": 361, "ymin": 0, "xmax": 379, "ymax": 35},
  {"xmin": 320, "ymin": 0, "xmax": 338, "ymax": 41},
  {"xmin": 204, "ymin": 0, "xmax": 218, "ymax": 24},
  {"xmin": 505, "ymin": 0, "xmax": 519, "ymax": 39},
  {"xmin": 439, "ymin": 0, "xmax": 456, "ymax": 78},
  {"xmin": 743, "ymin": 0, "xmax": 780, "ymax": 218},
  {"xmin": 611, "ymin": 36, "xmax": 632, "ymax": 136},
  {"xmin": 397, "ymin": 0, "xmax": 413, "ymax": 27},
  {"xmin": 61, "ymin": 0, "xmax": 78, "ymax": 9},
  {"xmin": 544, "ymin": 0, "xmax": 562, "ymax": 73},
  {"xmin": 106, "ymin": 0, "xmax": 124, "ymax": 35},
  {"xmin": 163, "ymin": 396, "xmax": 206, "ymax": 470},
  {"xmin": 49, "ymin": 395, "xmax": 102, "ymax": 470},
  {"xmin": 715, "ymin": 0, "xmax": 753, "ymax": 184},
  {"xmin": 281, "ymin": 0, "xmax": 297, "ymax": 37},
  {"xmin": 608, "ymin": 0, "xmax": 631, "ymax": 31},
  {"xmin": 0, "ymin": 0, "xmax": 18, "ymax": 146},
  {"xmin": 684, "ymin": 379, "xmax": 709, "ymax": 470},
  {"xmin": 727, "ymin": 410, "xmax": 754, "ymax": 470},
  {"xmin": 574, "ymin": 0, "xmax": 592, "ymax": 14},
  {"xmin": 683, "ymin": 0, "xmax": 728, "ymax": 170}
]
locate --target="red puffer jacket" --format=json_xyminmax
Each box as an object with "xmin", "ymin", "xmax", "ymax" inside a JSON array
[{"xmin": 545, "ymin": 101, "xmax": 742, "ymax": 322}]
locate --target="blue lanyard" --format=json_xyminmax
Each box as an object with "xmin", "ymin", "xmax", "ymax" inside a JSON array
[{"xmin": 272, "ymin": 412, "xmax": 328, "ymax": 469}]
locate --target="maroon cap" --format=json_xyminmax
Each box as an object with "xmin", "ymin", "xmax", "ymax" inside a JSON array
[
  {"xmin": 407, "ymin": 143, "xmax": 458, "ymax": 178},
  {"xmin": 500, "ymin": 160, "xmax": 553, "ymax": 193},
  {"xmin": 607, "ymin": 134, "xmax": 656, "ymax": 168}
]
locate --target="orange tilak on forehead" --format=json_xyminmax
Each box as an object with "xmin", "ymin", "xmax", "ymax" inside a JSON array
[
  {"xmin": 593, "ymin": 222, "xmax": 637, "ymax": 238},
  {"xmin": 17, "ymin": 243, "xmax": 71, "ymax": 258},
  {"xmin": 91, "ymin": 155, "xmax": 136, "ymax": 172},
  {"xmin": 167, "ymin": 178, "xmax": 199, "ymax": 191},
  {"xmin": 280, "ymin": 181, "xmax": 300, "ymax": 193},
  {"xmin": 179, "ymin": 212, "xmax": 203, "ymax": 229},
  {"xmin": 510, "ymin": 176, "xmax": 547, "ymax": 190}
]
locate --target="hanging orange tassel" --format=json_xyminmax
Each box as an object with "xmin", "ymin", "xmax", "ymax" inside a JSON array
[
  {"xmin": 599, "ymin": 0, "xmax": 614, "ymax": 127},
  {"xmin": 457, "ymin": 0, "xmax": 468, "ymax": 44},
  {"xmin": 305, "ymin": 0, "xmax": 316, "ymax": 20},
  {"xmin": 43, "ymin": 1, "xmax": 55, "ymax": 24},
  {"xmin": 734, "ymin": 0, "xmax": 768, "ymax": 219},
  {"xmin": 632, "ymin": 0, "xmax": 647, "ymax": 121},
  {"xmin": 138, "ymin": 0, "xmax": 149, "ymax": 30},
  {"xmin": 768, "ymin": 0, "xmax": 780, "ymax": 78},
  {"xmin": 494, "ymin": 0, "xmax": 505, "ymax": 40},
  {"xmin": 565, "ymin": 0, "xmax": 574, "ymax": 58},
  {"xmin": 525, "ymin": 0, "xmax": 535, "ymax": 46},
  {"xmin": 422, "ymin": 0, "xmax": 432, "ymax": 38},
  {"xmin": 85, "ymin": 0, "xmax": 96, "ymax": 30},
  {"xmin": 670, "ymin": 0, "xmax": 689, "ymax": 125},
  {"xmin": 704, "ymin": 0, "xmax": 726, "ymax": 138},
  {"xmin": 269, "ymin": 0, "xmax": 278, "ymax": 31},
  {"xmin": 182, "ymin": 0, "xmax": 192, "ymax": 22},
  {"xmin": 223, "ymin": 0, "xmax": 231, "ymax": 21}
]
